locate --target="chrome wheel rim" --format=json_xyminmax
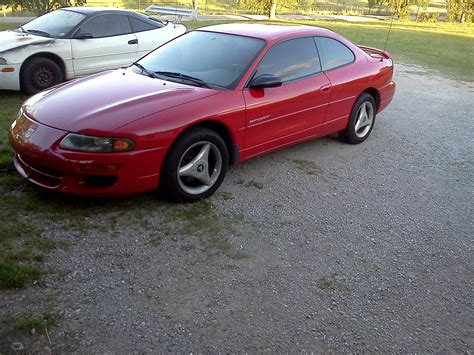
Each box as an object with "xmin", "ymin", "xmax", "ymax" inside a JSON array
[
  {"xmin": 354, "ymin": 101, "xmax": 375, "ymax": 138},
  {"xmin": 177, "ymin": 141, "xmax": 222, "ymax": 195}
]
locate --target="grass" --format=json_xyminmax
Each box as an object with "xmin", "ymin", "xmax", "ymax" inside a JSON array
[
  {"xmin": 0, "ymin": 260, "xmax": 41, "ymax": 288},
  {"xmin": 158, "ymin": 200, "xmax": 246, "ymax": 258},
  {"xmin": 0, "ymin": 311, "xmax": 56, "ymax": 350},
  {"xmin": 292, "ymin": 159, "xmax": 322, "ymax": 175}
]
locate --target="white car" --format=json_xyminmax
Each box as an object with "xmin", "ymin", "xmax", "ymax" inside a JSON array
[{"xmin": 0, "ymin": 7, "xmax": 187, "ymax": 94}]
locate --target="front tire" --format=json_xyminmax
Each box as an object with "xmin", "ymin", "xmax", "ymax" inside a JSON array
[
  {"xmin": 21, "ymin": 57, "xmax": 63, "ymax": 95},
  {"xmin": 160, "ymin": 127, "xmax": 229, "ymax": 202},
  {"xmin": 339, "ymin": 93, "xmax": 376, "ymax": 144}
]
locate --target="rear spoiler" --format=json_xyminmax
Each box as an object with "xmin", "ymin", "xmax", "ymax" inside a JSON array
[{"xmin": 358, "ymin": 45, "xmax": 391, "ymax": 61}]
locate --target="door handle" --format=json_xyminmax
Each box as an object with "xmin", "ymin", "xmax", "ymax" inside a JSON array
[
  {"xmin": 128, "ymin": 39, "xmax": 138, "ymax": 45},
  {"xmin": 320, "ymin": 84, "xmax": 331, "ymax": 92}
]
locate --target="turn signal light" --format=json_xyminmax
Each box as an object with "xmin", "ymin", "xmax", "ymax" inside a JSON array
[
  {"xmin": 113, "ymin": 139, "xmax": 131, "ymax": 151},
  {"xmin": 1, "ymin": 68, "xmax": 15, "ymax": 73}
]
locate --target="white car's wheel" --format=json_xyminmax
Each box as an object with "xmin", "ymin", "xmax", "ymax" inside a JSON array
[{"xmin": 22, "ymin": 57, "xmax": 63, "ymax": 95}]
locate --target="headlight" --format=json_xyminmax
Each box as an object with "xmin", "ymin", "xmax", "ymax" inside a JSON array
[
  {"xmin": 0, "ymin": 58, "xmax": 7, "ymax": 65},
  {"xmin": 59, "ymin": 133, "xmax": 135, "ymax": 152}
]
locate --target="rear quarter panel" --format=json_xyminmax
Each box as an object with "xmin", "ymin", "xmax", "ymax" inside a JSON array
[{"xmin": 321, "ymin": 38, "xmax": 394, "ymax": 135}]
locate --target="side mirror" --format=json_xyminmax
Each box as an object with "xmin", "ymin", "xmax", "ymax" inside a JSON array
[
  {"xmin": 75, "ymin": 32, "xmax": 93, "ymax": 39},
  {"xmin": 249, "ymin": 74, "xmax": 282, "ymax": 90}
]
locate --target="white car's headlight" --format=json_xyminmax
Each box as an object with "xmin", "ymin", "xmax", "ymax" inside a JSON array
[
  {"xmin": 59, "ymin": 133, "xmax": 135, "ymax": 153},
  {"xmin": 0, "ymin": 58, "xmax": 7, "ymax": 65}
]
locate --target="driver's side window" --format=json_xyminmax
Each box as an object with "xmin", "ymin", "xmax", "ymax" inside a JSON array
[
  {"xmin": 77, "ymin": 14, "xmax": 132, "ymax": 38},
  {"xmin": 254, "ymin": 37, "xmax": 322, "ymax": 83}
]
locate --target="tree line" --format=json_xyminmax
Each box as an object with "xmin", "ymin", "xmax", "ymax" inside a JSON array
[{"xmin": 1, "ymin": 0, "xmax": 472, "ymax": 22}]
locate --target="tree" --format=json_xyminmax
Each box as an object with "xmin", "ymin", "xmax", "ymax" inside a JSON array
[
  {"xmin": 367, "ymin": 0, "xmax": 385, "ymax": 14},
  {"xmin": 237, "ymin": 0, "xmax": 296, "ymax": 19},
  {"xmin": 414, "ymin": 0, "xmax": 430, "ymax": 20},
  {"xmin": 386, "ymin": 0, "xmax": 412, "ymax": 18},
  {"xmin": 13, "ymin": 0, "xmax": 86, "ymax": 15},
  {"xmin": 445, "ymin": 0, "xmax": 473, "ymax": 22}
]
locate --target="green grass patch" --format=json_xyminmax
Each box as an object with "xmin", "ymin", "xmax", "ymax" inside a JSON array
[
  {"xmin": 159, "ymin": 200, "xmax": 246, "ymax": 258},
  {"xmin": 292, "ymin": 159, "xmax": 322, "ymax": 175},
  {"xmin": 14, "ymin": 312, "xmax": 56, "ymax": 333},
  {"xmin": 0, "ymin": 311, "xmax": 57, "ymax": 352},
  {"xmin": 244, "ymin": 179, "xmax": 265, "ymax": 189},
  {"xmin": 319, "ymin": 274, "xmax": 339, "ymax": 291},
  {"xmin": 0, "ymin": 260, "xmax": 41, "ymax": 288}
]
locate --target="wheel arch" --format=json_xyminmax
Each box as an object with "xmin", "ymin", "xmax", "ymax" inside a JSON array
[
  {"xmin": 173, "ymin": 120, "xmax": 238, "ymax": 166},
  {"xmin": 361, "ymin": 87, "xmax": 380, "ymax": 111},
  {"xmin": 20, "ymin": 52, "xmax": 66, "ymax": 88}
]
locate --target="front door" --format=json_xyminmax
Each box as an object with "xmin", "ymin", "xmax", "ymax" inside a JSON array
[
  {"xmin": 71, "ymin": 14, "xmax": 138, "ymax": 77},
  {"xmin": 242, "ymin": 37, "xmax": 331, "ymax": 159}
]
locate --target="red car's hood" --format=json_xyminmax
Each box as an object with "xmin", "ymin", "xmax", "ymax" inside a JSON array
[{"xmin": 24, "ymin": 69, "xmax": 219, "ymax": 133}]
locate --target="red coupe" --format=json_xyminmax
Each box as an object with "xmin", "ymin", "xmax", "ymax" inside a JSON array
[{"xmin": 9, "ymin": 23, "xmax": 395, "ymax": 201}]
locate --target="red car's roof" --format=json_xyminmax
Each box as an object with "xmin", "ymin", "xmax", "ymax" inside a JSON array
[{"xmin": 197, "ymin": 23, "xmax": 336, "ymax": 43}]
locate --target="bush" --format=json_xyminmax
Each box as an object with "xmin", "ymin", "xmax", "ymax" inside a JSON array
[{"xmin": 417, "ymin": 12, "xmax": 439, "ymax": 22}]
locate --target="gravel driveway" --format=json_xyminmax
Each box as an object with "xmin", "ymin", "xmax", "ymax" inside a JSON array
[{"xmin": 1, "ymin": 64, "xmax": 473, "ymax": 352}]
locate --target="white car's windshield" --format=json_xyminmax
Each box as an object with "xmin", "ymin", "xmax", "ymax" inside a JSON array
[
  {"xmin": 21, "ymin": 9, "xmax": 86, "ymax": 38},
  {"xmin": 135, "ymin": 31, "xmax": 266, "ymax": 89}
]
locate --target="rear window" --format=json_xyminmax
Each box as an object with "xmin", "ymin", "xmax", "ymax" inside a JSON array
[{"xmin": 315, "ymin": 37, "xmax": 355, "ymax": 71}]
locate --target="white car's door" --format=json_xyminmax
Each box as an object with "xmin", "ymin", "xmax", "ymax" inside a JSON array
[
  {"xmin": 71, "ymin": 13, "xmax": 138, "ymax": 77},
  {"xmin": 130, "ymin": 18, "xmax": 186, "ymax": 60}
]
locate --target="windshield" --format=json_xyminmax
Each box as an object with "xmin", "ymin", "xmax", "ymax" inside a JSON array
[
  {"xmin": 22, "ymin": 9, "xmax": 86, "ymax": 38},
  {"xmin": 135, "ymin": 31, "xmax": 266, "ymax": 89}
]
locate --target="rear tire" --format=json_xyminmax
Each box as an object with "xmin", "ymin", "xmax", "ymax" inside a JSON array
[
  {"xmin": 21, "ymin": 57, "xmax": 63, "ymax": 95},
  {"xmin": 339, "ymin": 93, "xmax": 376, "ymax": 144},
  {"xmin": 160, "ymin": 127, "xmax": 229, "ymax": 202}
]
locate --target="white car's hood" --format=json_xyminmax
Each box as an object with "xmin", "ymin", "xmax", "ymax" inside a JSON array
[{"xmin": 0, "ymin": 30, "xmax": 55, "ymax": 54}]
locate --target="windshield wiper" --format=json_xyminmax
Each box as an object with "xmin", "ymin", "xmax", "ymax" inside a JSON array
[
  {"xmin": 25, "ymin": 29, "xmax": 51, "ymax": 37},
  {"xmin": 155, "ymin": 71, "xmax": 210, "ymax": 88},
  {"xmin": 132, "ymin": 62, "xmax": 157, "ymax": 78}
]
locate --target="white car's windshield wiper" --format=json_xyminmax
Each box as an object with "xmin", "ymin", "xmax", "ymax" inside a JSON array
[
  {"xmin": 132, "ymin": 62, "xmax": 157, "ymax": 78},
  {"xmin": 155, "ymin": 71, "xmax": 210, "ymax": 88},
  {"xmin": 25, "ymin": 29, "xmax": 51, "ymax": 37}
]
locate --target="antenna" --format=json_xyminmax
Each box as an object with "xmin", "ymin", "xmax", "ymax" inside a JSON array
[{"xmin": 383, "ymin": 15, "xmax": 394, "ymax": 52}]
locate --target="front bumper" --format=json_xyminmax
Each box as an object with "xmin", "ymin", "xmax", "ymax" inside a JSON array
[
  {"xmin": 8, "ymin": 112, "xmax": 166, "ymax": 196},
  {"xmin": 0, "ymin": 63, "xmax": 21, "ymax": 91}
]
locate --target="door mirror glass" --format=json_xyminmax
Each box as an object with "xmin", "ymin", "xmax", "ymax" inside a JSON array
[{"xmin": 249, "ymin": 74, "xmax": 282, "ymax": 89}]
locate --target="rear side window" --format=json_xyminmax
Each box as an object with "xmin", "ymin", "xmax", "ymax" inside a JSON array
[
  {"xmin": 129, "ymin": 17, "xmax": 160, "ymax": 32},
  {"xmin": 315, "ymin": 37, "xmax": 355, "ymax": 71},
  {"xmin": 254, "ymin": 37, "xmax": 321, "ymax": 83},
  {"xmin": 78, "ymin": 14, "xmax": 132, "ymax": 38}
]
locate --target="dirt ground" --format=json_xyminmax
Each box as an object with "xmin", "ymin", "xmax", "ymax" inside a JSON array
[{"xmin": 1, "ymin": 64, "xmax": 473, "ymax": 353}]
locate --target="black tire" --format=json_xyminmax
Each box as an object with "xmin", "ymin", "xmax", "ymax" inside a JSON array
[
  {"xmin": 339, "ymin": 93, "xmax": 376, "ymax": 144},
  {"xmin": 160, "ymin": 127, "xmax": 229, "ymax": 202},
  {"xmin": 21, "ymin": 57, "xmax": 63, "ymax": 95}
]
